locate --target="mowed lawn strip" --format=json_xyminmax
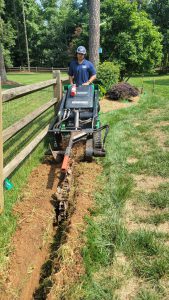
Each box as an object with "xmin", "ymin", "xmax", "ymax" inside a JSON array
[
  {"xmin": 0, "ymin": 73, "xmax": 67, "ymax": 272},
  {"xmin": 64, "ymin": 75, "xmax": 169, "ymax": 300}
]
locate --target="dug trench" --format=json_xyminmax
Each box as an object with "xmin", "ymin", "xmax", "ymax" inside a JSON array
[
  {"xmin": 0, "ymin": 144, "xmax": 102, "ymax": 300},
  {"xmin": 0, "ymin": 97, "xmax": 139, "ymax": 300}
]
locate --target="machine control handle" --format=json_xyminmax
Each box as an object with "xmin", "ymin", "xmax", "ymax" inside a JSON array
[{"xmin": 70, "ymin": 84, "xmax": 77, "ymax": 97}]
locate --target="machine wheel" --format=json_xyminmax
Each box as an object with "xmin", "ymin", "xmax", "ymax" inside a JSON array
[
  {"xmin": 85, "ymin": 138, "xmax": 93, "ymax": 162},
  {"xmin": 93, "ymin": 129, "xmax": 102, "ymax": 150}
]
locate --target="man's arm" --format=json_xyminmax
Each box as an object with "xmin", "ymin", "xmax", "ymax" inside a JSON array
[
  {"xmin": 69, "ymin": 75, "xmax": 74, "ymax": 85},
  {"xmin": 83, "ymin": 61, "xmax": 96, "ymax": 85},
  {"xmin": 68, "ymin": 61, "xmax": 74, "ymax": 85},
  {"xmin": 82, "ymin": 74, "xmax": 96, "ymax": 85}
]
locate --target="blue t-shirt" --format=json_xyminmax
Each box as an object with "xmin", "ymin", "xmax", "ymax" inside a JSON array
[{"xmin": 68, "ymin": 59, "xmax": 96, "ymax": 86}]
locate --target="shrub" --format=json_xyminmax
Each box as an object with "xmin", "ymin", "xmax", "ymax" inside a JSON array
[{"xmin": 97, "ymin": 61, "xmax": 120, "ymax": 92}]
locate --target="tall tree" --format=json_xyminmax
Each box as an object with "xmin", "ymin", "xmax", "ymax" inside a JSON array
[
  {"xmin": 0, "ymin": 0, "xmax": 7, "ymax": 82},
  {"xmin": 22, "ymin": 0, "xmax": 30, "ymax": 71},
  {"xmin": 4, "ymin": 0, "xmax": 44, "ymax": 67},
  {"xmin": 89, "ymin": 0, "xmax": 100, "ymax": 66},
  {"xmin": 0, "ymin": 43, "xmax": 7, "ymax": 82}
]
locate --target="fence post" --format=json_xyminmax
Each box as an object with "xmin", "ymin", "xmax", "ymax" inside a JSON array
[
  {"xmin": 152, "ymin": 78, "xmax": 155, "ymax": 94},
  {"xmin": 141, "ymin": 74, "xmax": 144, "ymax": 94},
  {"xmin": 0, "ymin": 78, "xmax": 4, "ymax": 213},
  {"xmin": 53, "ymin": 70, "xmax": 62, "ymax": 114}
]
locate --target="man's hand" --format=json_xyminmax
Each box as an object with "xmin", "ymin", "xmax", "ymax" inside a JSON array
[{"xmin": 82, "ymin": 81, "xmax": 90, "ymax": 86}]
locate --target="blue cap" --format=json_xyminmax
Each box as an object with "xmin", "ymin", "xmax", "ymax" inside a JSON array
[{"xmin": 76, "ymin": 46, "xmax": 86, "ymax": 55}]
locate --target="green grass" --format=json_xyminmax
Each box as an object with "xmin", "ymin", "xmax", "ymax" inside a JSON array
[
  {"xmin": 6, "ymin": 71, "xmax": 68, "ymax": 86},
  {"xmin": 65, "ymin": 75, "xmax": 169, "ymax": 299},
  {"xmin": 139, "ymin": 183, "xmax": 169, "ymax": 209},
  {"xmin": 137, "ymin": 213, "xmax": 169, "ymax": 226},
  {"xmin": 135, "ymin": 289, "xmax": 161, "ymax": 300},
  {"xmin": 3, "ymin": 88, "xmax": 53, "ymax": 129}
]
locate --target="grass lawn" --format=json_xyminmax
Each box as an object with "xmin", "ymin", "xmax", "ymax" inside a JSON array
[
  {"xmin": 64, "ymin": 75, "xmax": 169, "ymax": 299},
  {"xmin": 4, "ymin": 71, "xmax": 68, "ymax": 87}
]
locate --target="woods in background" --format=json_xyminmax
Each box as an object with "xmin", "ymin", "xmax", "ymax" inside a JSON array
[{"xmin": 0, "ymin": 0, "xmax": 168, "ymax": 78}]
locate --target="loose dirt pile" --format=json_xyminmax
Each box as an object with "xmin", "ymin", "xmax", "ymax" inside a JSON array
[{"xmin": 107, "ymin": 82, "xmax": 139, "ymax": 100}]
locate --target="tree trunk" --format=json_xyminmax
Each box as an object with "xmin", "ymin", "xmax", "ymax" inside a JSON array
[
  {"xmin": 13, "ymin": 0, "xmax": 23, "ymax": 66},
  {"xmin": 0, "ymin": 43, "xmax": 7, "ymax": 83},
  {"xmin": 22, "ymin": 0, "xmax": 30, "ymax": 71},
  {"xmin": 89, "ymin": 0, "xmax": 100, "ymax": 67}
]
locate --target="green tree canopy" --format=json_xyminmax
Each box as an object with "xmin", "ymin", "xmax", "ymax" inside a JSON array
[
  {"xmin": 101, "ymin": 0, "xmax": 162, "ymax": 79},
  {"xmin": 40, "ymin": 0, "xmax": 80, "ymax": 66},
  {"xmin": 146, "ymin": 0, "xmax": 169, "ymax": 69},
  {"xmin": 0, "ymin": 0, "xmax": 164, "ymax": 74}
]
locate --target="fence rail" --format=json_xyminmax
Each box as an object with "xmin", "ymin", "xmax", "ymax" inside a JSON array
[
  {"xmin": 2, "ymin": 79, "xmax": 57, "ymax": 102},
  {"xmin": 7, "ymin": 66, "xmax": 68, "ymax": 73},
  {"xmin": 0, "ymin": 70, "xmax": 68, "ymax": 213},
  {"xmin": 0, "ymin": 79, "xmax": 3, "ymax": 212}
]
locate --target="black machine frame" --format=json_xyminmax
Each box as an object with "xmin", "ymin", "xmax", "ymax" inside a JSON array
[{"xmin": 48, "ymin": 84, "xmax": 109, "ymax": 172}]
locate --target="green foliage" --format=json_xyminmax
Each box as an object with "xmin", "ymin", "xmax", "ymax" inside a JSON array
[
  {"xmin": 101, "ymin": 0, "xmax": 163, "ymax": 79},
  {"xmin": 146, "ymin": 0, "xmax": 169, "ymax": 69},
  {"xmin": 40, "ymin": 0, "xmax": 80, "ymax": 67},
  {"xmin": 1, "ymin": 0, "xmax": 164, "ymax": 74},
  {"xmin": 0, "ymin": 0, "xmax": 4, "ymax": 37},
  {"xmin": 97, "ymin": 61, "xmax": 120, "ymax": 92}
]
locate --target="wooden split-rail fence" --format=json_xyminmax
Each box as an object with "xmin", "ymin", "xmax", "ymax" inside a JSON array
[
  {"xmin": 7, "ymin": 67, "xmax": 68, "ymax": 73},
  {"xmin": 0, "ymin": 71, "xmax": 68, "ymax": 213}
]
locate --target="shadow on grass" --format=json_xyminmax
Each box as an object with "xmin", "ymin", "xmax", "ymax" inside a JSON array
[
  {"xmin": 8, "ymin": 73, "xmax": 35, "ymax": 76},
  {"xmin": 144, "ymin": 79, "xmax": 169, "ymax": 86},
  {"xmin": 2, "ymin": 84, "xmax": 21, "ymax": 90},
  {"xmin": 3, "ymin": 109, "xmax": 53, "ymax": 165}
]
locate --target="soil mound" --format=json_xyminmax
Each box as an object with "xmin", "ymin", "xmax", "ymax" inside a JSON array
[{"xmin": 107, "ymin": 82, "xmax": 139, "ymax": 100}]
